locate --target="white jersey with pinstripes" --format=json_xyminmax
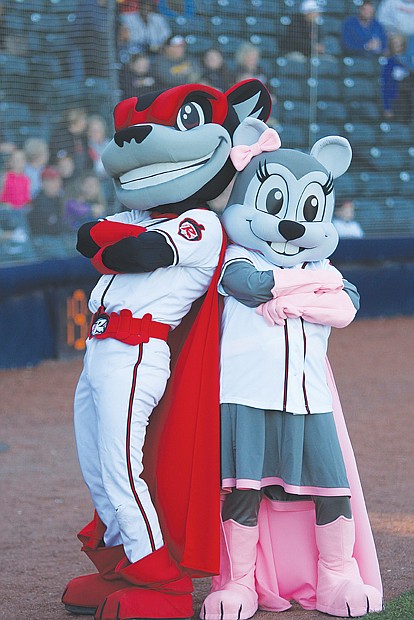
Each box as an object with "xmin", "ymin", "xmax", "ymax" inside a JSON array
[
  {"xmin": 219, "ymin": 245, "xmax": 339, "ymax": 415},
  {"xmin": 88, "ymin": 208, "xmax": 223, "ymax": 329}
]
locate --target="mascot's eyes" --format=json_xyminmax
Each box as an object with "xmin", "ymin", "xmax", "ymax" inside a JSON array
[
  {"xmin": 297, "ymin": 183, "xmax": 326, "ymax": 223},
  {"xmin": 303, "ymin": 195, "xmax": 319, "ymax": 221},
  {"xmin": 255, "ymin": 173, "xmax": 288, "ymax": 218},
  {"xmin": 265, "ymin": 188, "xmax": 284, "ymax": 215},
  {"xmin": 176, "ymin": 102, "xmax": 205, "ymax": 131}
]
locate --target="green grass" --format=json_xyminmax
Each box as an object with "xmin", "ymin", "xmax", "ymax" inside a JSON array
[{"xmin": 370, "ymin": 590, "xmax": 414, "ymax": 619}]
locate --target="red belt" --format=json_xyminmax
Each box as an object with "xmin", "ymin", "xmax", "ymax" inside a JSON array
[{"xmin": 89, "ymin": 309, "xmax": 170, "ymax": 345}]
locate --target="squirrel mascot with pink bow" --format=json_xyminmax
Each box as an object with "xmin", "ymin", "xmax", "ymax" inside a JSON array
[{"xmin": 200, "ymin": 118, "xmax": 383, "ymax": 619}]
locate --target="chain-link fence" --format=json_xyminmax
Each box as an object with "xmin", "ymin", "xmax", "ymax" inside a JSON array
[{"xmin": 0, "ymin": 0, "xmax": 413, "ymax": 265}]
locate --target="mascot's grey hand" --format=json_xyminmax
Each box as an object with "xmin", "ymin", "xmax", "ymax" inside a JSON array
[{"xmin": 271, "ymin": 269, "xmax": 343, "ymax": 298}]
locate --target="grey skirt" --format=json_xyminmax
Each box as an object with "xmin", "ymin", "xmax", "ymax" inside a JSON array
[{"xmin": 220, "ymin": 403, "xmax": 350, "ymax": 497}]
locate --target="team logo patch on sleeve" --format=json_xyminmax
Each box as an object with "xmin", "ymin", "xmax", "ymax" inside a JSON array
[{"xmin": 178, "ymin": 218, "xmax": 205, "ymax": 241}]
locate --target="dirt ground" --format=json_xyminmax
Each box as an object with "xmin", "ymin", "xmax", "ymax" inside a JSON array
[{"xmin": 0, "ymin": 316, "xmax": 413, "ymax": 620}]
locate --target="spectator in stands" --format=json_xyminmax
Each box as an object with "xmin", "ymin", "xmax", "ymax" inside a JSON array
[
  {"xmin": 50, "ymin": 107, "xmax": 93, "ymax": 177},
  {"xmin": 56, "ymin": 151, "xmax": 77, "ymax": 192},
  {"xmin": 157, "ymin": 0, "xmax": 196, "ymax": 18},
  {"xmin": 153, "ymin": 35, "xmax": 202, "ymax": 88},
  {"xmin": 63, "ymin": 172, "xmax": 107, "ymax": 231},
  {"xmin": 23, "ymin": 138, "xmax": 50, "ymax": 200},
  {"xmin": 117, "ymin": 0, "xmax": 140, "ymax": 12},
  {"xmin": 341, "ymin": 1, "xmax": 388, "ymax": 57},
  {"xmin": 380, "ymin": 33, "xmax": 414, "ymax": 119},
  {"xmin": 118, "ymin": 0, "xmax": 171, "ymax": 58},
  {"xmin": 119, "ymin": 52, "xmax": 157, "ymax": 97},
  {"xmin": 200, "ymin": 48, "xmax": 233, "ymax": 91},
  {"xmin": 27, "ymin": 166, "xmax": 66, "ymax": 236},
  {"xmin": 0, "ymin": 149, "xmax": 31, "ymax": 209},
  {"xmin": 73, "ymin": 0, "xmax": 110, "ymax": 78},
  {"xmin": 377, "ymin": 0, "xmax": 414, "ymax": 37},
  {"xmin": 333, "ymin": 199, "xmax": 365, "ymax": 239},
  {"xmin": 87, "ymin": 114, "xmax": 115, "ymax": 204},
  {"xmin": 279, "ymin": 0, "xmax": 326, "ymax": 60},
  {"xmin": 233, "ymin": 41, "xmax": 269, "ymax": 85}
]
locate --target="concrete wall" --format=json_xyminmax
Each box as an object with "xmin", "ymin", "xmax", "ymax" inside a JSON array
[{"xmin": 0, "ymin": 238, "xmax": 413, "ymax": 369}]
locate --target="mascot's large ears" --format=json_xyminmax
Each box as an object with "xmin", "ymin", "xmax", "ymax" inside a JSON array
[
  {"xmin": 310, "ymin": 136, "xmax": 352, "ymax": 178},
  {"xmin": 232, "ymin": 117, "xmax": 276, "ymax": 146},
  {"xmin": 225, "ymin": 80, "xmax": 272, "ymax": 130}
]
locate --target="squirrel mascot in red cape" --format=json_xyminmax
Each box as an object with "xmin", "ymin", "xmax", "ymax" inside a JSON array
[{"xmin": 61, "ymin": 81, "xmax": 272, "ymax": 620}]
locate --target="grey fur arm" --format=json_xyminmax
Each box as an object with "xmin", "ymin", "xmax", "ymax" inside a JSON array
[
  {"xmin": 342, "ymin": 278, "xmax": 360, "ymax": 311},
  {"xmin": 220, "ymin": 260, "xmax": 274, "ymax": 307}
]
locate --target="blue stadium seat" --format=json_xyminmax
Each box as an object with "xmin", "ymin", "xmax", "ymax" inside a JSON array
[
  {"xmin": 377, "ymin": 122, "xmax": 412, "ymax": 146},
  {"xmin": 343, "ymin": 76, "xmax": 379, "ymax": 100},
  {"xmin": 323, "ymin": 35, "xmax": 342, "ymax": 56},
  {"xmin": 172, "ymin": 15, "xmax": 208, "ymax": 36},
  {"xmin": 312, "ymin": 77, "xmax": 341, "ymax": 99},
  {"xmin": 201, "ymin": 0, "xmax": 248, "ymax": 15},
  {"xmin": 280, "ymin": 99, "xmax": 311, "ymax": 123},
  {"xmin": 46, "ymin": 0, "xmax": 79, "ymax": 12},
  {"xmin": 0, "ymin": 102, "xmax": 32, "ymax": 125},
  {"xmin": 352, "ymin": 198, "xmax": 386, "ymax": 236},
  {"xmin": 0, "ymin": 53, "xmax": 29, "ymax": 75},
  {"xmin": 280, "ymin": 124, "xmax": 307, "ymax": 148},
  {"xmin": 243, "ymin": 14, "xmax": 277, "ymax": 36},
  {"xmin": 29, "ymin": 54, "xmax": 62, "ymax": 78},
  {"xmin": 324, "ymin": 0, "xmax": 348, "ymax": 15},
  {"xmin": 248, "ymin": 34, "xmax": 278, "ymax": 57},
  {"xmin": 333, "ymin": 172, "xmax": 361, "ymax": 200},
  {"xmin": 320, "ymin": 16, "xmax": 342, "ymax": 36},
  {"xmin": 276, "ymin": 57, "xmax": 308, "ymax": 77},
  {"xmin": 245, "ymin": 0, "xmax": 277, "ymax": 14},
  {"xmin": 343, "ymin": 122, "xmax": 376, "ymax": 146},
  {"xmin": 209, "ymin": 14, "xmax": 241, "ymax": 34},
  {"xmin": 29, "ymin": 12, "xmax": 65, "ymax": 32},
  {"xmin": 8, "ymin": 0, "xmax": 46, "ymax": 10},
  {"xmin": 269, "ymin": 75, "xmax": 307, "ymax": 100},
  {"xmin": 310, "ymin": 56, "xmax": 341, "ymax": 77},
  {"xmin": 347, "ymin": 100, "xmax": 381, "ymax": 122},
  {"xmin": 342, "ymin": 55, "xmax": 380, "ymax": 76},
  {"xmin": 216, "ymin": 35, "xmax": 246, "ymax": 57},
  {"xmin": 358, "ymin": 146, "xmax": 407, "ymax": 171},
  {"xmin": 358, "ymin": 170, "xmax": 398, "ymax": 198},
  {"xmin": 309, "ymin": 122, "xmax": 345, "ymax": 142},
  {"xmin": 396, "ymin": 171, "xmax": 414, "ymax": 199},
  {"xmin": 317, "ymin": 100, "xmax": 347, "ymax": 122},
  {"xmin": 185, "ymin": 34, "xmax": 214, "ymax": 55}
]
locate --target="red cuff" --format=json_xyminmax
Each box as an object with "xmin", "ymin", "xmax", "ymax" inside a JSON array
[
  {"xmin": 90, "ymin": 247, "xmax": 120, "ymax": 274},
  {"xmin": 90, "ymin": 220, "xmax": 146, "ymax": 248}
]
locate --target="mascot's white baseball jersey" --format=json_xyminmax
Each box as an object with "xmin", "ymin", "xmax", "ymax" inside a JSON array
[{"xmin": 62, "ymin": 81, "xmax": 273, "ymax": 620}]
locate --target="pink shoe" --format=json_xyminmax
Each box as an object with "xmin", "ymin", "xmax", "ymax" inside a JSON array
[
  {"xmin": 315, "ymin": 516, "xmax": 383, "ymax": 617},
  {"xmin": 200, "ymin": 520, "xmax": 258, "ymax": 620}
]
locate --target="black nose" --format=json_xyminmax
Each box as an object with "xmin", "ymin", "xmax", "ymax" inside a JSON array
[
  {"xmin": 114, "ymin": 125, "xmax": 152, "ymax": 147},
  {"xmin": 278, "ymin": 220, "xmax": 306, "ymax": 241}
]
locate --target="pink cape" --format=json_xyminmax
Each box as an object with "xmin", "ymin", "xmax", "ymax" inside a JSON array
[{"xmin": 215, "ymin": 360, "xmax": 383, "ymax": 612}]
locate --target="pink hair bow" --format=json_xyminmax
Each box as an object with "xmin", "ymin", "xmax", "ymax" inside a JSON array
[{"xmin": 230, "ymin": 128, "xmax": 281, "ymax": 171}]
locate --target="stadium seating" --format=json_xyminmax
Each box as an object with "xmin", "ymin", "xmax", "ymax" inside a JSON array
[{"xmin": 0, "ymin": 0, "xmax": 412, "ymax": 240}]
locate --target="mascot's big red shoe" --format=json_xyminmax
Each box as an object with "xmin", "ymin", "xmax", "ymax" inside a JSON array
[
  {"xmin": 62, "ymin": 80, "xmax": 272, "ymax": 620},
  {"xmin": 95, "ymin": 546, "xmax": 194, "ymax": 620},
  {"xmin": 62, "ymin": 513, "xmax": 129, "ymax": 615}
]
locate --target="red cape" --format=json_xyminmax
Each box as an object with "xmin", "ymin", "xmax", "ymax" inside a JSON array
[{"xmin": 142, "ymin": 237, "xmax": 226, "ymax": 578}]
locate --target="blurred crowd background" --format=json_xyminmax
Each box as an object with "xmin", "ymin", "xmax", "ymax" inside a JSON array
[{"xmin": 1, "ymin": 0, "xmax": 414, "ymax": 266}]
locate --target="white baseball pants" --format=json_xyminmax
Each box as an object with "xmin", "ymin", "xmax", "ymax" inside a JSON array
[{"xmin": 74, "ymin": 336, "xmax": 170, "ymax": 562}]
